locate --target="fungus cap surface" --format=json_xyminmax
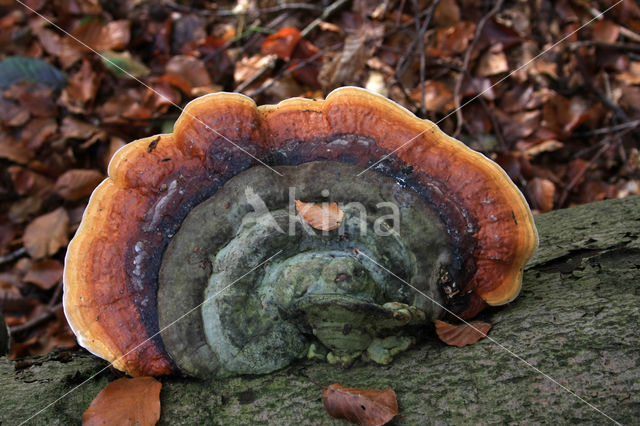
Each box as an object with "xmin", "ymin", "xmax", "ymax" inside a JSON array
[{"xmin": 63, "ymin": 87, "xmax": 538, "ymax": 377}]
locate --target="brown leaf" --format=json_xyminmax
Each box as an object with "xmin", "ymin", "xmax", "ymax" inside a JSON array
[
  {"xmin": 433, "ymin": 0, "xmax": 461, "ymax": 28},
  {"xmin": 476, "ymin": 44, "xmax": 509, "ymax": 76},
  {"xmin": 82, "ymin": 377, "xmax": 161, "ymax": 426},
  {"xmin": 527, "ymin": 177, "xmax": 556, "ymax": 213},
  {"xmin": 434, "ymin": 319, "xmax": 492, "ymax": 347},
  {"xmin": 592, "ymin": 19, "xmax": 620, "ymax": 43},
  {"xmin": 323, "ymin": 383, "xmax": 399, "ymax": 426},
  {"xmin": 319, "ymin": 35, "xmax": 368, "ymax": 88},
  {"xmin": 0, "ymin": 133, "xmax": 32, "ymax": 164},
  {"xmin": 20, "ymin": 117, "xmax": 58, "ymax": 151},
  {"xmin": 23, "ymin": 207, "xmax": 69, "ymax": 259},
  {"xmin": 54, "ymin": 169, "xmax": 104, "ymax": 201},
  {"xmin": 165, "ymin": 55, "xmax": 212, "ymax": 88},
  {"xmin": 295, "ymin": 200, "xmax": 344, "ymax": 231},
  {"xmin": 262, "ymin": 27, "xmax": 302, "ymax": 61},
  {"xmin": 72, "ymin": 19, "xmax": 130, "ymax": 52},
  {"xmin": 23, "ymin": 259, "xmax": 63, "ymax": 290},
  {"xmin": 61, "ymin": 59, "xmax": 100, "ymax": 112},
  {"xmin": 410, "ymin": 80, "xmax": 454, "ymax": 113}
]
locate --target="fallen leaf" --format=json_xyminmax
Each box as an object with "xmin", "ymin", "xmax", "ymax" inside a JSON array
[
  {"xmin": 410, "ymin": 80, "xmax": 454, "ymax": 112},
  {"xmin": 592, "ymin": 19, "xmax": 620, "ymax": 43},
  {"xmin": 0, "ymin": 56, "xmax": 66, "ymax": 89},
  {"xmin": 54, "ymin": 169, "xmax": 104, "ymax": 201},
  {"xmin": 0, "ymin": 97, "xmax": 30, "ymax": 127},
  {"xmin": 165, "ymin": 55, "xmax": 212, "ymax": 88},
  {"xmin": 322, "ymin": 383, "xmax": 399, "ymax": 426},
  {"xmin": 527, "ymin": 177, "xmax": 556, "ymax": 213},
  {"xmin": 82, "ymin": 377, "xmax": 162, "ymax": 426},
  {"xmin": 101, "ymin": 50, "xmax": 150, "ymax": 79},
  {"xmin": 434, "ymin": 319, "xmax": 492, "ymax": 347},
  {"xmin": 295, "ymin": 200, "xmax": 344, "ymax": 231},
  {"xmin": 23, "ymin": 259, "xmax": 63, "ymax": 290},
  {"xmin": 476, "ymin": 45, "xmax": 509, "ymax": 76},
  {"xmin": 262, "ymin": 27, "xmax": 302, "ymax": 61},
  {"xmin": 23, "ymin": 207, "xmax": 69, "ymax": 259},
  {"xmin": 319, "ymin": 34, "xmax": 368, "ymax": 88},
  {"xmin": 72, "ymin": 19, "xmax": 130, "ymax": 52},
  {"xmin": 19, "ymin": 117, "xmax": 58, "ymax": 151},
  {"xmin": 436, "ymin": 21, "xmax": 476, "ymax": 54},
  {"xmin": 0, "ymin": 133, "xmax": 32, "ymax": 164},
  {"xmin": 61, "ymin": 59, "xmax": 100, "ymax": 111},
  {"xmin": 433, "ymin": 0, "xmax": 460, "ymax": 28}
]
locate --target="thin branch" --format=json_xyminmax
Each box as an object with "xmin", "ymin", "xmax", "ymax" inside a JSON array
[
  {"xmin": 573, "ymin": 119, "xmax": 640, "ymax": 137},
  {"xmin": 9, "ymin": 304, "xmax": 60, "ymax": 336},
  {"xmin": 248, "ymin": 43, "xmax": 342, "ymax": 98},
  {"xmin": 453, "ymin": 0, "xmax": 504, "ymax": 137},
  {"xmin": 300, "ymin": 0, "xmax": 350, "ymax": 38},
  {"xmin": 394, "ymin": 0, "xmax": 440, "ymax": 81},
  {"xmin": 0, "ymin": 248, "xmax": 27, "ymax": 265}
]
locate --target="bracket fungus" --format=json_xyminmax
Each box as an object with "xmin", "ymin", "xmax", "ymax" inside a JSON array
[{"xmin": 63, "ymin": 87, "xmax": 538, "ymax": 378}]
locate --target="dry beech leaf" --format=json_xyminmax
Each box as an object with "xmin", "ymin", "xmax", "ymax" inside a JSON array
[
  {"xmin": 295, "ymin": 200, "xmax": 344, "ymax": 231},
  {"xmin": 322, "ymin": 383, "xmax": 399, "ymax": 426},
  {"xmin": 434, "ymin": 319, "xmax": 492, "ymax": 347},
  {"xmin": 23, "ymin": 207, "xmax": 69, "ymax": 259},
  {"xmin": 23, "ymin": 259, "xmax": 63, "ymax": 290},
  {"xmin": 82, "ymin": 377, "xmax": 161, "ymax": 426},
  {"xmin": 54, "ymin": 169, "xmax": 104, "ymax": 201},
  {"xmin": 262, "ymin": 27, "xmax": 302, "ymax": 61}
]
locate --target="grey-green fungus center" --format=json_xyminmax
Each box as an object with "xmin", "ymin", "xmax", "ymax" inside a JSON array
[{"xmin": 158, "ymin": 161, "xmax": 456, "ymax": 378}]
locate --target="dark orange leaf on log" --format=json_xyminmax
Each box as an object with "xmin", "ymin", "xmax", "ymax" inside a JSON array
[
  {"xmin": 82, "ymin": 377, "xmax": 162, "ymax": 426},
  {"xmin": 434, "ymin": 319, "xmax": 492, "ymax": 347},
  {"xmin": 262, "ymin": 27, "xmax": 302, "ymax": 61},
  {"xmin": 23, "ymin": 207, "xmax": 69, "ymax": 259},
  {"xmin": 323, "ymin": 383, "xmax": 399, "ymax": 426},
  {"xmin": 295, "ymin": 200, "xmax": 344, "ymax": 231}
]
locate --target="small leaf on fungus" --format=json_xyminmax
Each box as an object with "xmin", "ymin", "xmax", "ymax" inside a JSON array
[{"xmin": 295, "ymin": 200, "xmax": 344, "ymax": 231}]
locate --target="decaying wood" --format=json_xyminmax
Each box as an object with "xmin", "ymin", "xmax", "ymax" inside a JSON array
[{"xmin": 1, "ymin": 196, "xmax": 638, "ymax": 424}]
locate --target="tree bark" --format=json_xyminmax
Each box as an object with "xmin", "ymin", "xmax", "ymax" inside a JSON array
[{"xmin": 1, "ymin": 196, "xmax": 639, "ymax": 425}]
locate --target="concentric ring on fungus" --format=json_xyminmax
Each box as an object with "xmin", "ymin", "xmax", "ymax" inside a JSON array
[{"xmin": 63, "ymin": 87, "xmax": 538, "ymax": 378}]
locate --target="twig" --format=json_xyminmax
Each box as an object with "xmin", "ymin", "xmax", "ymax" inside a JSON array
[
  {"xmin": 559, "ymin": 125, "xmax": 636, "ymax": 206},
  {"xmin": 569, "ymin": 40, "xmax": 640, "ymax": 54},
  {"xmin": 9, "ymin": 304, "xmax": 60, "ymax": 336},
  {"xmin": 248, "ymin": 43, "xmax": 342, "ymax": 98},
  {"xmin": 558, "ymin": 142, "xmax": 610, "ymax": 207},
  {"xmin": 394, "ymin": 0, "xmax": 440, "ymax": 81},
  {"xmin": 573, "ymin": 119, "xmax": 640, "ymax": 137},
  {"xmin": 584, "ymin": 6, "xmax": 640, "ymax": 43},
  {"xmin": 300, "ymin": 0, "xmax": 350, "ymax": 38},
  {"xmin": 0, "ymin": 247, "xmax": 27, "ymax": 265},
  {"xmin": 574, "ymin": 53, "xmax": 629, "ymax": 124},
  {"xmin": 48, "ymin": 281, "xmax": 63, "ymax": 308},
  {"xmin": 217, "ymin": 3, "xmax": 323, "ymax": 17},
  {"xmin": 453, "ymin": 0, "xmax": 504, "ymax": 137},
  {"xmin": 412, "ymin": 0, "xmax": 439, "ymax": 117}
]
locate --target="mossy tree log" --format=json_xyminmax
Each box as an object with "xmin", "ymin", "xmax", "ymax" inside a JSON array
[{"xmin": 1, "ymin": 196, "xmax": 639, "ymax": 425}]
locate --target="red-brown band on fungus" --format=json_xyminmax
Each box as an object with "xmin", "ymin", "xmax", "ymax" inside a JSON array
[{"xmin": 63, "ymin": 87, "xmax": 538, "ymax": 377}]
